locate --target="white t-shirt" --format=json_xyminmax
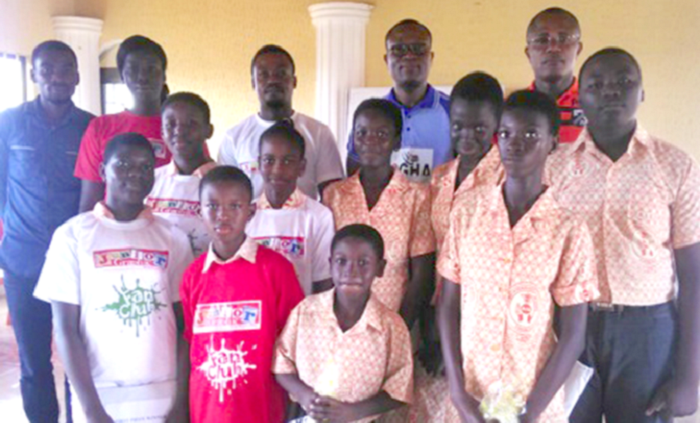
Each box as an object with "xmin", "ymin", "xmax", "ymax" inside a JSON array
[
  {"xmin": 217, "ymin": 112, "xmax": 344, "ymax": 199},
  {"xmin": 34, "ymin": 203, "xmax": 193, "ymax": 421},
  {"xmin": 246, "ymin": 189, "xmax": 334, "ymax": 295},
  {"xmin": 147, "ymin": 161, "xmax": 215, "ymax": 257}
]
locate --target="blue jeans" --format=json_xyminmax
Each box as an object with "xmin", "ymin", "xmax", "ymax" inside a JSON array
[
  {"xmin": 571, "ymin": 302, "xmax": 677, "ymax": 423},
  {"xmin": 5, "ymin": 270, "xmax": 71, "ymax": 423}
]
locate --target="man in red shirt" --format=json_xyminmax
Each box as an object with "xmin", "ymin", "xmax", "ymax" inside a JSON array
[
  {"xmin": 177, "ymin": 166, "xmax": 304, "ymax": 422},
  {"xmin": 525, "ymin": 7, "xmax": 586, "ymax": 143},
  {"xmin": 75, "ymin": 35, "xmax": 171, "ymax": 212}
]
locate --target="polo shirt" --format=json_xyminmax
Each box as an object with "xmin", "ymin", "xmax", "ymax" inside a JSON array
[
  {"xmin": 0, "ymin": 98, "xmax": 93, "ymax": 277},
  {"xmin": 528, "ymin": 79, "xmax": 587, "ymax": 143},
  {"xmin": 347, "ymin": 85, "xmax": 452, "ymax": 183}
]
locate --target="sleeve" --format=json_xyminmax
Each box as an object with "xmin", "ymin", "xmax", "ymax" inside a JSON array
[
  {"xmin": 551, "ymin": 221, "xmax": 600, "ymax": 307},
  {"xmin": 437, "ymin": 206, "xmax": 466, "ymax": 284},
  {"xmin": 408, "ymin": 185, "xmax": 436, "ymax": 257},
  {"xmin": 33, "ymin": 223, "xmax": 81, "ymax": 304},
  {"xmin": 311, "ymin": 208, "xmax": 334, "ymax": 282},
  {"xmin": 273, "ymin": 255, "xmax": 305, "ymax": 335},
  {"xmin": 168, "ymin": 227, "xmax": 196, "ymax": 302},
  {"xmin": 74, "ymin": 119, "xmax": 104, "ymax": 181},
  {"xmin": 271, "ymin": 302, "xmax": 303, "ymax": 375},
  {"xmin": 671, "ymin": 158, "xmax": 700, "ymax": 249},
  {"xmin": 179, "ymin": 263, "xmax": 197, "ymax": 343},
  {"xmin": 381, "ymin": 315, "xmax": 414, "ymax": 404},
  {"xmin": 313, "ymin": 125, "xmax": 345, "ymax": 184},
  {"xmin": 216, "ymin": 130, "xmax": 239, "ymax": 166}
]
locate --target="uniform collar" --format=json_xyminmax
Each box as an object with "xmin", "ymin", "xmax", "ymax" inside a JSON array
[
  {"xmin": 256, "ymin": 187, "xmax": 306, "ymax": 210},
  {"xmin": 164, "ymin": 160, "xmax": 217, "ymax": 177},
  {"xmin": 572, "ymin": 124, "xmax": 651, "ymax": 157},
  {"xmin": 454, "ymin": 147, "xmax": 503, "ymax": 193},
  {"xmin": 93, "ymin": 201, "xmax": 154, "ymax": 221},
  {"xmin": 202, "ymin": 236, "xmax": 258, "ymax": 272},
  {"xmin": 320, "ymin": 289, "xmax": 384, "ymax": 332},
  {"xmin": 487, "ymin": 184, "xmax": 559, "ymax": 235},
  {"xmin": 386, "ymin": 84, "xmax": 437, "ymax": 111}
]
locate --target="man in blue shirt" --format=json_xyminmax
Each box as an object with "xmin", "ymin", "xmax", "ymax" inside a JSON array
[
  {"xmin": 346, "ymin": 19, "xmax": 452, "ymax": 183},
  {"xmin": 0, "ymin": 40, "xmax": 93, "ymax": 422}
]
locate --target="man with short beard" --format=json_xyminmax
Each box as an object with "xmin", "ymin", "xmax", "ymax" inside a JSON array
[
  {"xmin": 218, "ymin": 45, "xmax": 344, "ymax": 200},
  {"xmin": 346, "ymin": 19, "xmax": 451, "ymax": 183}
]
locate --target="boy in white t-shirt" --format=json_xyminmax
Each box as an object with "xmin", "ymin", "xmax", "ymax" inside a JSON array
[
  {"xmin": 34, "ymin": 133, "xmax": 194, "ymax": 423},
  {"xmin": 147, "ymin": 92, "xmax": 216, "ymax": 257},
  {"xmin": 246, "ymin": 120, "xmax": 335, "ymax": 295}
]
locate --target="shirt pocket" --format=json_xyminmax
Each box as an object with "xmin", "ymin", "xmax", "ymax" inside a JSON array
[{"xmin": 9, "ymin": 144, "xmax": 42, "ymax": 186}]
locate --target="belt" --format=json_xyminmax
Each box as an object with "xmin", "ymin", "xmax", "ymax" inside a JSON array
[{"xmin": 588, "ymin": 301, "xmax": 675, "ymax": 314}]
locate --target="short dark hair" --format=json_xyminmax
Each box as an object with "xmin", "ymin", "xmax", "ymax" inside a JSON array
[
  {"xmin": 31, "ymin": 40, "xmax": 77, "ymax": 66},
  {"xmin": 162, "ymin": 92, "xmax": 211, "ymax": 124},
  {"xmin": 332, "ymin": 224, "xmax": 385, "ymax": 260},
  {"xmin": 579, "ymin": 47, "xmax": 643, "ymax": 84},
  {"xmin": 450, "ymin": 72, "xmax": 504, "ymax": 118},
  {"xmin": 385, "ymin": 19, "xmax": 432, "ymax": 47},
  {"xmin": 117, "ymin": 35, "xmax": 167, "ymax": 75},
  {"xmin": 353, "ymin": 98, "xmax": 403, "ymax": 138},
  {"xmin": 503, "ymin": 90, "xmax": 560, "ymax": 135},
  {"xmin": 199, "ymin": 165, "xmax": 253, "ymax": 201},
  {"xmin": 250, "ymin": 44, "xmax": 295, "ymax": 76},
  {"xmin": 527, "ymin": 7, "xmax": 581, "ymax": 37},
  {"xmin": 103, "ymin": 133, "xmax": 156, "ymax": 164},
  {"xmin": 259, "ymin": 119, "xmax": 306, "ymax": 159}
]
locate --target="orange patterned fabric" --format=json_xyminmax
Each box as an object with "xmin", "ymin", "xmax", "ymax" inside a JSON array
[
  {"xmin": 546, "ymin": 126, "xmax": 700, "ymax": 305},
  {"xmin": 438, "ymin": 186, "xmax": 599, "ymax": 422},
  {"xmin": 273, "ymin": 289, "xmax": 414, "ymax": 423},
  {"xmin": 323, "ymin": 170, "xmax": 435, "ymax": 311}
]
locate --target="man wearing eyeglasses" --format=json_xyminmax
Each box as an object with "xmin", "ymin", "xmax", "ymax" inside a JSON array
[
  {"xmin": 346, "ymin": 19, "xmax": 452, "ymax": 182},
  {"xmin": 526, "ymin": 7, "xmax": 585, "ymax": 143}
]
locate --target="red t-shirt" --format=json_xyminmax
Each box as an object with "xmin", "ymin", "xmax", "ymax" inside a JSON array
[
  {"xmin": 180, "ymin": 243, "xmax": 304, "ymax": 423},
  {"xmin": 74, "ymin": 110, "xmax": 170, "ymax": 181},
  {"xmin": 528, "ymin": 79, "xmax": 587, "ymax": 143}
]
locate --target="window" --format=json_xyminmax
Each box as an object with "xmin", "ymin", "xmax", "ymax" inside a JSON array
[
  {"xmin": 100, "ymin": 67, "xmax": 133, "ymax": 115},
  {"xmin": 0, "ymin": 53, "xmax": 27, "ymax": 113}
]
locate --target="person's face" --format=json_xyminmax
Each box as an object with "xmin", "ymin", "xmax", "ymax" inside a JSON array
[
  {"xmin": 353, "ymin": 110, "xmax": 399, "ymax": 168},
  {"xmin": 579, "ymin": 54, "xmax": 644, "ymax": 129},
  {"xmin": 497, "ymin": 109, "xmax": 556, "ymax": 179},
  {"xmin": 31, "ymin": 49, "xmax": 79, "ymax": 105},
  {"xmin": 100, "ymin": 145, "xmax": 155, "ymax": 207},
  {"xmin": 252, "ymin": 53, "xmax": 297, "ymax": 109},
  {"xmin": 385, "ymin": 24, "xmax": 434, "ymax": 91},
  {"xmin": 200, "ymin": 181, "xmax": 255, "ymax": 247},
  {"xmin": 259, "ymin": 135, "xmax": 306, "ymax": 193},
  {"xmin": 121, "ymin": 51, "xmax": 166, "ymax": 103},
  {"xmin": 525, "ymin": 13, "xmax": 582, "ymax": 83},
  {"xmin": 162, "ymin": 102, "xmax": 213, "ymax": 161},
  {"xmin": 450, "ymin": 99, "xmax": 499, "ymax": 161},
  {"xmin": 331, "ymin": 237, "xmax": 386, "ymax": 300}
]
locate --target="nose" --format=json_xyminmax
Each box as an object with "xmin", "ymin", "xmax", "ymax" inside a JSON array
[
  {"xmin": 601, "ymin": 82, "xmax": 621, "ymax": 100},
  {"xmin": 545, "ymin": 40, "xmax": 563, "ymax": 53}
]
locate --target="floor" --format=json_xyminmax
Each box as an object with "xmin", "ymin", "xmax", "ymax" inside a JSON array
[{"xmin": 0, "ymin": 287, "xmax": 698, "ymax": 423}]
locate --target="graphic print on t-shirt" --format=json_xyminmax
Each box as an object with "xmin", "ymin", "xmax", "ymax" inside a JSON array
[
  {"xmin": 146, "ymin": 198, "xmax": 201, "ymax": 217},
  {"xmin": 101, "ymin": 276, "xmax": 167, "ymax": 337},
  {"xmin": 199, "ymin": 336, "xmax": 258, "ymax": 403},
  {"xmin": 393, "ymin": 148, "xmax": 434, "ymax": 180},
  {"xmin": 253, "ymin": 236, "xmax": 306, "ymax": 257},
  {"xmin": 93, "ymin": 248, "xmax": 169, "ymax": 269},
  {"xmin": 193, "ymin": 301, "xmax": 262, "ymax": 334}
]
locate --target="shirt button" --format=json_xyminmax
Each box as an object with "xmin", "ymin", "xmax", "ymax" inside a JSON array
[
  {"xmin": 490, "ymin": 343, "xmax": 501, "ymax": 353},
  {"xmin": 502, "ymin": 257, "xmax": 511, "ymax": 264},
  {"xmin": 407, "ymin": 127, "xmax": 411, "ymax": 132}
]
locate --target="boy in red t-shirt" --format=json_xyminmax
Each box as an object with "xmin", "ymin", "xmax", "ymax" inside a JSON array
[
  {"xmin": 75, "ymin": 35, "xmax": 171, "ymax": 212},
  {"xmin": 176, "ymin": 166, "xmax": 304, "ymax": 423}
]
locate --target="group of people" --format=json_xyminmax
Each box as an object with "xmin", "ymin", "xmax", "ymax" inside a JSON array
[{"xmin": 1, "ymin": 6, "xmax": 699, "ymax": 423}]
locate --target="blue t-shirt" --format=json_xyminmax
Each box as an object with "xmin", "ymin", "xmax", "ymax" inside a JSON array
[
  {"xmin": 348, "ymin": 85, "xmax": 452, "ymax": 182},
  {"xmin": 0, "ymin": 98, "xmax": 94, "ymax": 277}
]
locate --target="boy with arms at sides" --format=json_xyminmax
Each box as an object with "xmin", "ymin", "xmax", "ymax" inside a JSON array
[
  {"xmin": 147, "ymin": 92, "xmax": 216, "ymax": 257},
  {"xmin": 246, "ymin": 120, "xmax": 335, "ymax": 295},
  {"xmin": 34, "ymin": 133, "xmax": 194, "ymax": 423},
  {"xmin": 178, "ymin": 166, "xmax": 304, "ymax": 423},
  {"xmin": 323, "ymin": 99, "xmax": 435, "ymax": 329},
  {"xmin": 76, "ymin": 35, "xmax": 171, "ymax": 212},
  {"xmin": 274, "ymin": 224, "xmax": 414, "ymax": 422},
  {"xmin": 438, "ymin": 91, "xmax": 599, "ymax": 423}
]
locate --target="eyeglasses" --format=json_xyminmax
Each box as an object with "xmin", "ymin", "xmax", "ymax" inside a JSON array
[
  {"xmin": 388, "ymin": 43, "xmax": 430, "ymax": 57},
  {"xmin": 528, "ymin": 34, "xmax": 580, "ymax": 48}
]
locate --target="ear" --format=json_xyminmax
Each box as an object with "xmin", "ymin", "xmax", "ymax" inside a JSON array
[
  {"xmin": 392, "ymin": 135, "xmax": 402, "ymax": 152},
  {"xmin": 376, "ymin": 259, "xmax": 387, "ymax": 278},
  {"xmin": 30, "ymin": 66, "xmax": 38, "ymax": 84},
  {"xmin": 429, "ymin": 51, "xmax": 435, "ymax": 63},
  {"xmin": 549, "ymin": 135, "xmax": 559, "ymax": 154},
  {"xmin": 576, "ymin": 41, "xmax": 583, "ymax": 57},
  {"xmin": 251, "ymin": 76, "xmax": 256, "ymax": 90},
  {"xmin": 292, "ymin": 75, "xmax": 298, "ymax": 90},
  {"xmin": 384, "ymin": 53, "xmax": 389, "ymax": 66},
  {"xmin": 525, "ymin": 45, "xmax": 531, "ymax": 61},
  {"xmin": 247, "ymin": 202, "xmax": 257, "ymax": 221},
  {"xmin": 641, "ymin": 89, "xmax": 646, "ymax": 103},
  {"xmin": 298, "ymin": 157, "xmax": 307, "ymax": 177},
  {"xmin": 99, "ymin": 162, "xmax": 107, "ymax": 182},
  {"xmin": 205, "ymin": 123, "xmax": 214, "ymax": 140}
]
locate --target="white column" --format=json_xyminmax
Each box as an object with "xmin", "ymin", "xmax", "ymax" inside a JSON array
[
  {"xmin": 309, "ymin": 2, "xmax": 372, "ymax": 146},
  {"xmin": 52, "ymin": 16, "xmax": 103, "ymax": 115}
]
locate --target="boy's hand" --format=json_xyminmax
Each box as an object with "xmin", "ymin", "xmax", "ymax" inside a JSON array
[
  {"xmin": 308, "ymin": 396, "xmax": 357, "ymax": 423},
  {"xmin": 450, "ymin": 389, "xmax": 485, "ymax": 423},
  {"xmin": 646, "ymin": 378, "xmax": 699, "ymax": 418},
  {"xmin": 297, "ymin": 387, "xmax": 321, "ymax": 414}
]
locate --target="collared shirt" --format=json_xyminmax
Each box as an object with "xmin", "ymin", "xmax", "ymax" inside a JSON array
[
  {"xmin": 273, "ymin": 289, "xmax": 414, "ymax": 422},
  {"xmin": 347, "ymin": 85, "xmax": 452, "ymax": 183},
  {"xmin": 0, "ymin": 98, "xmax": 93, "ymax": 277},
  {"xmin": 546, "ymin": 125, "xmax": 700, "ymax": 305},
  {"xmin": 528, "ymin": 79, "xmax": 587, "ymax": 143},
  {"xmin": 146, "ymin": 161, "xmax": 217, "ymax": 257},
  {"xmin": 202, "ymin": 236, "xmax": 259, "ymax": 272},
  {"xmin": 438, "ymin": 186, "xmax": 599, "ymax": 422},
  {"xmin": 323, "ymin": 170, "xmax": 435, "ymax": 311},
  {"xmin": 247, "ymin": 188, "xmax": 334, "ymax": 295}
]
